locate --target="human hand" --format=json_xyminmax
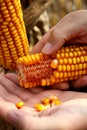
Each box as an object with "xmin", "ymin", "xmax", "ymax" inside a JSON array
[
  {"xmin": 0, "ymin": 73, "xmax": 87, "ymax": 130},
  {"xmin": 31, "ymin": 10, "xmax": 87, "ymax": 89}
]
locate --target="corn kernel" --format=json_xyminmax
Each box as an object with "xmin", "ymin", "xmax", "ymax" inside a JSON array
[
  {"xmin": 68, "ymin": 58, "xmax": 72, "ymax": 64},
  {"xmin": 54, "ymin": 71, "xmax": 59, "ymax": 78},
  {"xmin": 64, "ymin": 58, "xmax": 67, "ymax": 64},
  {"xmin": 50, "ymin": 76, "xmax": 56, "ymax": 84},
  {"xmin": 67, "ymin": 65, "xmax": 71, "ymax": 71},
  {"xmin": 62, "ymin": 65, "xmax": 66, "ymax": 71},
  {"xmin": 46, "ymin": 78, "xmax": 50, "ymax": 86},
  {"xmin": 24, "ymin": 82, "xmax": 30, "ymax": 88},
  {"xmin": 80, "ymin": 56, "xmax": 84, "ymax": 63},
  {"xmin": 53, "ymin": 100, "xmax": 61, "ymax": 105},
  {"xmin": 73, "ymin": 58, "xmax": 77, "ymax": 64},
  {"xmin": 41, "ymin": 79, "xmax": 46, "ymax": 86},
  {"xmin": 16, "ymin": 101, "xmax": 24, "ymax": 109},
  {"xmin": 58, "ymin": 65, "xmax": 62, "ymax": 71},
  {"xmin": 59, "ymin": 59, "xmax": 63, "ymax": 64},
  {"xmin": 50, "ymin": 59, "xmax": 58, "ymax": 69},
  {"xmin": 34, "ymin": 104, "xmax": 46, "ymax": 111},
  {"xmin": 41, "ymin": 98, "xmax": 50, "ymax": 105}
]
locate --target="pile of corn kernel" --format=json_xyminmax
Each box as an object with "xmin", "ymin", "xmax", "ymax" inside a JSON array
[
  {"xmin": 16, "ymin": 95, "xmax": 61, "ymax": 111},
  {"xmin": 34, "ymin": 95, "xmax": 62, "ymax": 112}
]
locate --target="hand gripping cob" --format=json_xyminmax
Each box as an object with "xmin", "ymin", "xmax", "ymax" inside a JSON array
[
  {"xmin": 17, "ymin": 45, "xmax": 87, "ymax": 88},
  {"xmin": 0, "ymin": 0, "xmax": 29, "ymax": 70},
  {"xmin": 0, "ymin": 1, "xmax": 87, "ymax": 88}
]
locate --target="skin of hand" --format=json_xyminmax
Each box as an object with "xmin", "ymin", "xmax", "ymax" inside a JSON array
[
  {"xmin": 31, "ymin": 10, "xmax": 87, "ymax": 89},
  {"xmin": 0, "ymin": 73, "xmax": 87, "ymax": 130}
]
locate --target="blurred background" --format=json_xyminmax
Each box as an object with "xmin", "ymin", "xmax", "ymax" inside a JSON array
[{"xmin": 21, "ymin": 0, "xmax": 87, "ymax": 48}]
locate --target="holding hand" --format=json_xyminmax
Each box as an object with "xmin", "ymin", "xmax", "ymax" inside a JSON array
[
  {"xmin": 0, "ymin": 73, "xmax": 87, "ymax": 130},
  {"xmin": 31, "ymin": 10, "xmax": 87, "ymax": 89}
]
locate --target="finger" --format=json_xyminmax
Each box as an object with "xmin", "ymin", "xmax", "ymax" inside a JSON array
[
  {"xmin": 6, "ymin": 73, "xmax": 46, "ymax": 94},
  {"xmin": 0, "ymin": 99, "xmax": 17, "ymax": 122},
  {"xmin": 7, "ymin": 99, "xmax": 87, "ymax": 129},
  {"xmin": 6, "ymin": 73, "xmax": 45, "ymax": 94},
  {"xmin": 0, "ymin": 73, "xmax": 32, "ymax": 101},
  {"xmin": 5, "ymin": 73, "xmax": 19, "ymax": 85},
  {"xmin": 67, "ymin": 37, "xmax": 87, "ymax": 44},
  {"xmin": 28, "ymin": 87, "xmax": 46, "ymax": 94},
  {"xmin": 30, "ymin": 25, "xmax": 65, "ymax": 55},
  {"xmin": 35, "ymin": 10, "xmax": 87, "ymax": 55},
  {"xmin": 30, "ymin": 31, "xmax": 50, "ymax": 54},
  {"xmin": 70, "ymin": 75, "xmax": 87, "ymax": 89},
  {"xmin": 41, "ymin": 26, "xmax": 65, "ymax": 54},
  {"xmin": 50, "ymin": 82, "xmax": 69, "ymax": 90},
  {"xmin": 0, "ymin": 84, "xmax": 21, "ymax": 103}
]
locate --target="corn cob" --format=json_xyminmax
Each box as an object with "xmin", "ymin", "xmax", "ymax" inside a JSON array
[
  {"xmin": 17, "ymin": 44, "xmax": 87, "ymax": 88},
  {"xmin": 0, "ymin": 0, "xmax": 29, "ymax": 70}
]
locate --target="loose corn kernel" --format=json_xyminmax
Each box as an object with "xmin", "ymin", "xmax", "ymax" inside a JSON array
[
  {"xmin": 53, "ymin": 100, "xmax": 62, "ymax": 105},
  {"xmin": 49, "ymin": 95, "xmax": 58, "ymax": 100},
  {"xmin": 48, "ymin": 95, "xmax": 62, "ymax": 107},
  {"xmin": 16, "ymin": 101, "xmax": 24, "ymax": 109},
  {"xmin": 34, "ymin": 95, "xmax": 62, "ymax": 111},
  {"xmin": 34, "ymin": 104, "xmax": 46, "ymax": 112},
  {"xmin": 41, "ymin": 98, "xmax": 50, "ymax": 105}
]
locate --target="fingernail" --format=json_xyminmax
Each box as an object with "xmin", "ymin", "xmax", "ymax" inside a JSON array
[
  {"xmin": 7, "ymin": 111, "xmax": 19, "ymax": 126},
  {"xmin": 42, "ymin": 43, "xmax": 53, "ymax": 54}
]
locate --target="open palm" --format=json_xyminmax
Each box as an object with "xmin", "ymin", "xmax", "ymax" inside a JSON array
[{"xmin": 0, "ymin": 73, "xmax": 87, "ymax": 130}]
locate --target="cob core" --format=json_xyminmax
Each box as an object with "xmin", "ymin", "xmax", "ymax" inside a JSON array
[
  {"xmin": 0, "ymin": 0, "xmax": 29, "ymax": 70},
  {"xmin": 17, "ymin": 45, "xmax": 87, "ymax": 88}
]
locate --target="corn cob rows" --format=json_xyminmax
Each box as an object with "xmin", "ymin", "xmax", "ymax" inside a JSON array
[
  {"xmin": 0, "ymin": 0, "xmax": 29, "ymax": 70},
  {"xmin": 17, "ymin": 44, "xmax": 87, "ymax": 88}
]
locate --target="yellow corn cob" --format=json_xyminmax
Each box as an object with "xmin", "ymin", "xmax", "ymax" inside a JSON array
[
  {"xmin": 0, "ymin": 0, "xmax": 29, "ymax": 70},
  {"xmin": 17, "ymin": 44, "xmax": 87, "ymax": 88}
]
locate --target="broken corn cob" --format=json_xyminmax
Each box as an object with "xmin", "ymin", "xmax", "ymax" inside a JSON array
[
  {"xmin": 0, "ymin": 0, "xmax": 29, "ymax": 70},
  {"xmin": 17, "ymin": 45, "xmax": 87, "ymax": 88}
]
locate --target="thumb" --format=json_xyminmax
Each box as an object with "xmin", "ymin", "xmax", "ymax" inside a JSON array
[{"xmin": 42, "ymin": 27, "xmax": 66, "ymax": 54}]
